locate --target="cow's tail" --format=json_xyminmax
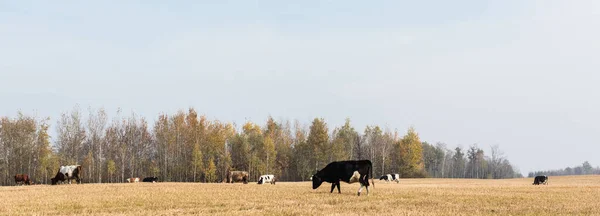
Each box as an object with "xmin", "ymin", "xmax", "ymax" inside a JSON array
[{"xmin": 370, "ymin": 163, "xmax": 375, "ymax": 188}]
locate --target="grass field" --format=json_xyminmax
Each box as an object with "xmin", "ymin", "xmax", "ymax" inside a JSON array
[{"xmin": 1, "ymin": 175, "xmax": 599, "ymax": 215}]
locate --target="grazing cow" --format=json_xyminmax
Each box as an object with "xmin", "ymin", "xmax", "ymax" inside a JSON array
[
  {"xmin": 126, "ymin": 177, "xmax": 140, "ymax": 183},
  {"xmin": 14, "ymin": 174, "xmax": 31, "ymax": 186},
  {"xmin": 533, "ymin": 175, "xmax": 548, "ymax": 185},
  {"xmin": 226, "ymin": 170, "xmax": 249, "ymax": 184},
  {"xmin": 257, "ymin": 175, "xmax": 276, "ymax": 185},
  {"xmin": 379, "ymin": 174, "xmax": 392, "ymax": 182},
  {"xmin": 51, "ymin": 165, "xmax": 82, "ymax": 185},
  {"xmin": 143, "ymin": 177, "xmax": 159, "ymax": 183},
  {"xmin": 51, "ymin": 172, "xmax": 66, "ymax": 185},
  {"xmin": 311, "ymin": 160, "xmax": 374, "ymax": 196},
  {"xmin": 379, "ymin": 173, "xmax": 400, "ymax": 183}
]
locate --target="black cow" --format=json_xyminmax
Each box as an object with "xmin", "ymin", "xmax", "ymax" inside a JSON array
[
  {"xmin": 143, "ymin": 177, "xmax": 159, "ymax": 183},
  {"xmin": 533, "ymin": 175, "xmax": 548, "ymax": 185},
  {"xmin": 311, "ymin": 160, "xmax": 374, "ymax": 196}
]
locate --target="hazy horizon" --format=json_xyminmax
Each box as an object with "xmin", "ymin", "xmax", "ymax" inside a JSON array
[{"xmin": 2, "ymin": 0, "xmax": 599, "ymax": 175}]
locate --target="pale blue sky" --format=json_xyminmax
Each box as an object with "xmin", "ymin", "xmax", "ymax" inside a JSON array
[{"xmin": 1, "ymin": 1, "xmax": 599, "ymax": 174}]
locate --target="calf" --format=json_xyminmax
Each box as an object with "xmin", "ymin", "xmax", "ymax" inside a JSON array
[
  {"xmin": 143, "ymin": 177, "xmax": 159, "ymax": 183},
  {"xmin": 257, "ymin": 175, "xmax": 276, "ymax": 185},
  {"xmin": 533, "ymin": 175, "xmax": 548, "ymax": 185},
  {"xmin": 312, "ymin": 160, "xmax": 374, "ymax": 196},
  {"xmin": 14, "ymin": 174, "xmax": 31, "ymax": 186}
]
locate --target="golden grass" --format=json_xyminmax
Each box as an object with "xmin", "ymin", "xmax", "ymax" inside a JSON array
[{"xmin": 1, "ymin": 175, "xmax": 600, "ymax": 215}]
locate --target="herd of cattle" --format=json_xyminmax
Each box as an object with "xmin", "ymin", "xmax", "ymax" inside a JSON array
[{"xmin": 12, "ymin": 160, "xmax": 550, "ymax": 195}]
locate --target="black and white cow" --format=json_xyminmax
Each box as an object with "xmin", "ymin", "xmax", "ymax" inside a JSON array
[
  {"xmin": 533, "ymin": 175, "xmax": 548, "ymax": 185},
  {"xmin": 379, "ymin": 173, "xmax": 400, "ymax": 183},
  {"xmin": 143, "ymin": 177, "xmax": 159, "ymax": 183},
  {"xmin": 257, "ymin": 175, "xmax": 276, "ymax": 185},
  {"xmin": 311, "ymin": 160, "xmax": 374, "ymax": 196},
  {"xmin": 51, "ymin": 165, "xmax": 82, "ymax": 185}
]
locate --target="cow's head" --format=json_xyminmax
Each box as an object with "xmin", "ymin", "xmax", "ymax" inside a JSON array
[
  {"xmin": 51, "ymin": 178, "xmax": 57, "ymax": 185},
  {"xmin": 311, "ymin": 174, "xmax": 323, "ymax": 189}
]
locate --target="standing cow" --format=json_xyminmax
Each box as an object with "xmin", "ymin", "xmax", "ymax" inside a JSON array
[
  {"xmin": 312, "ymin": 160, "xmax": 374, "ymax": 196},
  {"xmin": 14, "ymin": 174, "xmax": 31, "ymax": 186},
  {"xmin": 51, "ymin": 165, "xmax": 82, "ymax": 185},
  {"xmin": 226, "ymin": 170, "xmax": 249, "ymax": 184},
  {"xmin": 533, "ymin": 175, "xmax": 548, "ymax": 185},
  {"xmin": 257, "ymin": 175, "xmax": 276, "ymax": 185}
]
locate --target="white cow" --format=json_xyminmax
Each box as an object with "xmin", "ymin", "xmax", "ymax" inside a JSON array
[{"xmin": 257, "ymin": 174, "xmax": 276, "ymax": 185}]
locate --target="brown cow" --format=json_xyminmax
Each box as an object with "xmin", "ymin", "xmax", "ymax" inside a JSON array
[
  {"xmin": 226, "ymin": 170, "xmax": 249, "ymax": 184},
  {"xmin": 126, "ymin": 177, "xmax": 140, "ymax": 183},
  {"xmin": 14, "ymin": 174, "xmax": 31, "ymax": 186}
]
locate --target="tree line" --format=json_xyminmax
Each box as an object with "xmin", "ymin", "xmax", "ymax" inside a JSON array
[
  {"xmin": 528, "ymin": 161, "xmax": 600, "ymax": 177},
  {"xmin": 0, "ymin": 106, "xmax": 522, "ymax": 186}
]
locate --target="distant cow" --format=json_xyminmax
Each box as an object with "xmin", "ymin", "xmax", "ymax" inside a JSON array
[
  {"xmin": 379, "ymin": 174, "xmax": 391, "ymax": 181},
  {"xmin": 143, "ymin": 177, "xmax": 158, "ymax": 183},
  {"xmin": 51, "ymin": 165, "xmax": 82, "ymax": 185},
  {"xmin": 14, "ymin": 174, "xmax": 31, "ymax": 186},
  {"xmin": 379, "ymin": 173, "xmax": 400, "ymax": 183},
  {"xmin": 226, "ymin": 170, "xmax": 249, "ymax": 184},
  {"xmin": 257, "ymin": 175, "xmax": 276, "ymax": 185},
  {"xmin": 533, "ymin": 175, "xmax": 548, "ymax": 185},
  {"xmin": 312, "ymin": 160, "xmax": 374, "ymax": 196},
  {"xmin": 126, "ymin": 177, "xmax": 140, "ymax": 183}
]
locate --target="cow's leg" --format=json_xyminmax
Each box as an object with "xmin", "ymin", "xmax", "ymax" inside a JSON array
[
  {"xmin": 358, "ymin": 184, "xmax": 364, "ymax": 196},
  {"xmin": 330, "ymin": 182, "xmax": 336, "ymax": 193},
  {"xmin": 336, "ymin": 181, "xmax": 341, "ymax": 193},
  {"xmin": 364, "ymin": 177, "xmax": 370, "ymax": 196}
]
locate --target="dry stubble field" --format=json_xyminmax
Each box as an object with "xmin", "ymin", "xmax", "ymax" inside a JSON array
[{"xmin": 1, "ymin": 175, "xmax": 600, "ymax": 215}]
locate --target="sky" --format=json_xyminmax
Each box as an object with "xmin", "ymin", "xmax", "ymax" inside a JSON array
[{"xmin": 1, "ymin": 0, "xmax": 599, "ymax": 175}]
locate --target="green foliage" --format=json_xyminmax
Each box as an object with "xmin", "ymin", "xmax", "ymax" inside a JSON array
[
  {"xmin": 331, "ymin": 118, "xmax": 358, "ymax": 161},
  {"xmin": 529, "ymin": 161, "xmax": 600, "ymax": 177},
  {"xmin": 307, "ymin": 118, "xmax": 329, "ymax": 170},
  {"xmin": 452, "ymin": 147, "xmax": 466, "ymax": 178},
  {"xmin": 422, "ymin": 142, "xmax": 445, "ymax": 178},
  {"xmin": 192, "ymin": 144, "xmax": 204, "ymax": 182},
  {"xmin": 205, "ymin": 157, "xmax": 217, "ymax": 182},
  {"xmin": 0, "ymin": 109, "xmax": 525, "ymax": 185},
  {"xmin": 107, "ymin": 160, "xmax": 116, "ymax": 183},
  {"xmin": 396, "ymin": 127, "xmax": 425, "ymax": 178}
]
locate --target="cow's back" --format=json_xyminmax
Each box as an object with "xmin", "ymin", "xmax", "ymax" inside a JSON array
[{"xmin": 318, "ymin": 160, "xmax": 372, "ymax": 183}]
